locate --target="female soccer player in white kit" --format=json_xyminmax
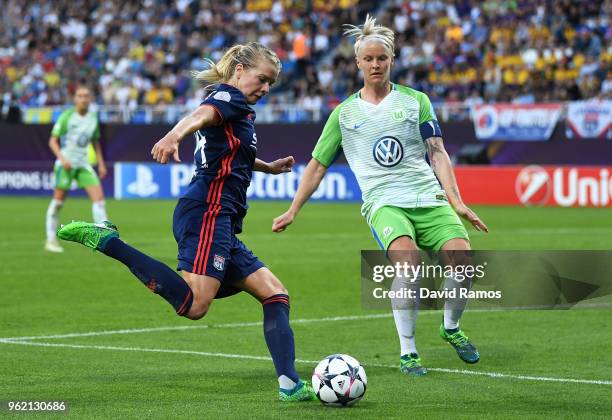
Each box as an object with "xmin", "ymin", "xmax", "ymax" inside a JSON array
[
  {"xmin": 273, "ymin": 15, "xmax": 489, "ymax": 376},
  {"xmin": 45, "ymin": 86, "xmax": 108, "ymax": 252}
]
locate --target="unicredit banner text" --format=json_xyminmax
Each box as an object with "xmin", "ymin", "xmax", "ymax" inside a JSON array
[{"xmin": 455, "ymin": 165, "xmax": 612, "ymax": 207}]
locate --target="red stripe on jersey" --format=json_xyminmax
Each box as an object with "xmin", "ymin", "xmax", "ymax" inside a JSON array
[
  {"xmin": 195, "ymin": 122, "xmax": 240, "ymax": 275},
  {"xmin": 193, "ymin": 208, "xmax": 211, "ymax": 274},
  {"xmin": 195, "ymin": 203, "xmax": 224, "ymax": 275},
  {"xmin": 210, "ymin": 123, "xmax": 239, "ymax": 203},
  {"xmin": 205, "ymin": 123, "xmax": 238, "ymax": 204},
  {"xmin": 198, "ymin": 204, "xmax": 221, "ymax": 275}
]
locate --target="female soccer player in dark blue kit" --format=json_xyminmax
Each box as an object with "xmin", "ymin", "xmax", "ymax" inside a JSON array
[{"xmin": 58, "ymin": 42, "xmax": 315, "ymax": 402}]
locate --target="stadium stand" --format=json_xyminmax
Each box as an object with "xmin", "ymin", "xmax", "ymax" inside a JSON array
[{"xmin": 0, "ymin": 0, "xmax": 609, "ymax": 121}]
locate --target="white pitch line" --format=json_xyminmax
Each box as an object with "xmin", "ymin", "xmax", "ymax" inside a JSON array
[
  {"xmin": 422, "ymin": 367, "xmax": 612, "ymax": 386},
  {"xmin": 0, "ymin": 313, "xmax": 396, "ymax": 342},
  {"xmin": 0, "ymin": 340, "xmax": 275, "ymax": 362},
  {"xmin": 1, "ymin": 340, "xmax": 610, "ymax": 386},
  {"xmin": 2, "ymin": 304, "xmax": 610, "ymax": 342}
]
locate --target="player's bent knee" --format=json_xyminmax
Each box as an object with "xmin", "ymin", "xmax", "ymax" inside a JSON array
[
  {"xmin": 440, "ymin": 238, "xmax": 472, "ymax": 266},
  {"xmin": 53, "ymin": 189, "xmax": 67, "ymax": 201},
  {"xmin": 273, "ymin": 283, "xmax": 288, "ymax": 296},
  {"xmin": 440, "ymin": 238, "xmax": 471, "ymax": 251},
  {"xmin": 185, "ymin": 306, "xmax": 207, "ymax": 320},
  {"xmin": 262, "ymin": 279, "xmax": 288, "ymax": 298},
  {"xmin": 91, "ymin": 191, "xmax": 104, "ymax": 202},
  {"xmin": 185, "ymin": 300, "xmax": 210, "ymax": 320}
]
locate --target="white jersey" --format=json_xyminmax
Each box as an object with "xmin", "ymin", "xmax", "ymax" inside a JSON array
[
  {"xmin": 312, "ymin": 83, "xmax": 447, "ymax": 222},
  {"xmin": 51, "ymin": 107, "xmax": 100, "ymax": 168}
]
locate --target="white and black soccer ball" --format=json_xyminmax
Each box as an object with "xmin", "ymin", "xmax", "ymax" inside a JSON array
[{"xmin": 312, "ymin": 354, "xmax": 367, "ymax": 407}]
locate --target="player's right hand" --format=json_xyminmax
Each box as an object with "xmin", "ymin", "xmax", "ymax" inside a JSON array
[
  {"xmin": 61, "ymin": 159, "xmax": 72, "ymax": 171},
  {"xmin": 272, "ymin": 211, "xmax": 295, "ymax": 233},
  {"xmin": 454, "ymin": 204, "xmax": 489, "ymax": 233},
  {"xmin": 98, "ymin": 163, "xmax": 107, "ymax": 179},
  {"xmin": 151, "ymin": 134, "xmax": 181, "ymax": 164}
]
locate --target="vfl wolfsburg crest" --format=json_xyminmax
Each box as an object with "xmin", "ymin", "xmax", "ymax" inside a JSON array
[
  {"xmin": 391, "ymin": 109, "xmax": 407, "ymax": 122},
  {"xmin": 373, "ymin": 136, "xmax": 403, "ymax": 167}
]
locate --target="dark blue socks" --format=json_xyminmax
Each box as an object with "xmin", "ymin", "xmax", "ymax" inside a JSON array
[
  {"xmin": 262, "ymin": 294, "xmax": 299, "ymax": 387},
  {"xmin": 102, "ymin": 237, "xmax": 193, "ymax": 316}
]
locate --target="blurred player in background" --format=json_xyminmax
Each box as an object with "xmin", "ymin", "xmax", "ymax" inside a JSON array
[
  {"xmin": 57, "ymin": 42, "xmax": 315, "ymax": 402},
  {"xmin": 45, "ymin": 85, "xmax": 108, "ymax": 253},
  {"xmin": 273, "ymin": 16, "xmax": 489, "ymax": 376}
]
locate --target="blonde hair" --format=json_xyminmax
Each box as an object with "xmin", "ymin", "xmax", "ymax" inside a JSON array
[
  {"xmin": 343, "ymin": 14, "xmax": 395, "ymax": 57},
  {"xmin": 193, "ymin": 42, "xmax": 281, "ymax": 86}
]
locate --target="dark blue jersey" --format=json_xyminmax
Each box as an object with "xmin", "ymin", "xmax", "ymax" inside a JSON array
[{"xmin": 181, "ymin": 84, "xmax": 258, "ymax": 232}]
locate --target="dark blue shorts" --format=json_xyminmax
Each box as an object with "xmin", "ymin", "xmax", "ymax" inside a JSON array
[{"xmin": 172, "ymin": 198, "xmax": 265, "ymax": 298}]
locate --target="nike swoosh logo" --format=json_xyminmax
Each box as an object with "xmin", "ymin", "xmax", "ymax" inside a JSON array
[{"xmin": 353, "ymin": 121, "xmax": 365, "ymax": 129}]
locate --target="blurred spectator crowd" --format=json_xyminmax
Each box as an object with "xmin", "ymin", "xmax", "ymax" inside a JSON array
[
  {"xmin": 377, "ymin": 0, "xmax": 612, "ymax": 107},
  {"xmin": 0, "ymin": 0, "xmax": 610, "ymax": 117}
]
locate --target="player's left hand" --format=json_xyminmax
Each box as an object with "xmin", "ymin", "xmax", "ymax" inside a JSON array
[
  {"xmin": 454, "ymin": 204, "xmax": 489, "ymax": 233},
  {"xmin": 272, "ymin": 210, "xmax": 295, "ymax": 232},
  {"xmin": 268, "ymin": 156, "xmax": 294, "ymax": 174},
  {"xmin": 151, "ymin": 134, "xmax": 181, "ymax": 164},
  {"xmin": 98, "ymin": 164, "xmax": 107, "ymax": 179}
]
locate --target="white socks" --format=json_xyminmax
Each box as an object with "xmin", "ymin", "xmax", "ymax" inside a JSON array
[
  {"xmin": 92, "ymin": 200, "xmax": 108, "ymax": 223},
  {"xmin": 393, "ymin": 308, "xmax": 418, "ymax": 355},
  {"xmin": 443, "ymin": 274, "xmax": 468, "ymax": 330},
  {"xmin": 391, "ymin": 275, "xmax": 419, "ymax": 356},
  {"xmin": 46, "ymin": 199, "xmax": 63, "ymax": 241},
  {"xmin": 390, "ymin": 272, "xmax": 470, "ymax": 356}
]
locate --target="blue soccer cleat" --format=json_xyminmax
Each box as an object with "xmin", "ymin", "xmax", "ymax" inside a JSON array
[
  {"xmin": 400, "ymin": 353, "xmax": 427, "ymax": 376},
  {"xmin": 440, "ymin": 324, "xmax": 480, "ymax": 364}
]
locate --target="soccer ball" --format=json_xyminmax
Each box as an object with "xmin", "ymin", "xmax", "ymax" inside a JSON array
[{"xmin": 312, "ymin": 354, "xmax": 367, "ymax": 407}]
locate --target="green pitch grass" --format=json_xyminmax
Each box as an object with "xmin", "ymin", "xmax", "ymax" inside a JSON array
[{"xmin": 1, "ymin": 198, "xmax": 611, "ymax": 418}]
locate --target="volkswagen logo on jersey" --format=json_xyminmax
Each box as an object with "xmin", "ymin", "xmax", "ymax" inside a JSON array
[
  {"xmin": 373, "ymin": 136, "xmax": 403, "ymax": 167},
  {"xmin": 391, "ymin": 109, "xmax": 407, "ymax": 122}
]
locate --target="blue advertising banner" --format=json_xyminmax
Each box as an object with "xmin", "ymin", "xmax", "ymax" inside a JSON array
[
  {"xmin": 114, "ymin": 162, "xmax": 362, "ymax": 202},
  {"xmin": 472, "ymin": 104, "xmax": 562, "ymax": 141}
]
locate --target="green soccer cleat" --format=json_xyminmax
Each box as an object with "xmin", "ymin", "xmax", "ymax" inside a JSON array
[
  {"xmin": 440, "ymin": 324, "xmax": 480, "ymax": 364},
  {"xmin": 57, "ymin": 220, "xmax": 119, "ymax": 252},
  {"xmin": 400, "ymin": 353, "xmax": 427, "ymax": 376},
  {"xmin": 279, "ymin": 380, "xmax": 316, "ymax": 402}
]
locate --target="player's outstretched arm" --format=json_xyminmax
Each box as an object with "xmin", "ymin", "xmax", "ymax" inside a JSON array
[
  {"xmin": 272, "ymin": 158, "xmax": 327, "ymax": 232},
  {"xmin": 426, "ymin": 137, "xmax": 489, "ymax": 233},
  {"xmin": 151, "ymin": 105, "xmax": 221, "ymax": 164},
  {"xmin": 254, "ymin": 156, "xmax": 295, "ymax": 174}
]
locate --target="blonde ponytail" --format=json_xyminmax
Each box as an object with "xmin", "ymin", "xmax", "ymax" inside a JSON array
[
  {"xmin": 193, "ymin": 43, "xmax": 281, "ymax": 87},
  {"xmin": 343, "ymin": 14, "xmax": 395, "ymax": 57}
]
